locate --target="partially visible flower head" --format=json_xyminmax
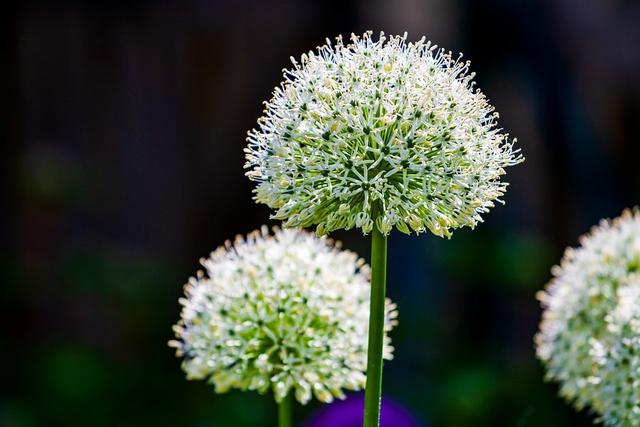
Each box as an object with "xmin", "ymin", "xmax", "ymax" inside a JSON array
[
  {"xmin": 245, "ymin": 31, "xmax": 522, "ymax": 237},
  {"xmin": 170, "ymin": 227, "xmax": 397, "ymax": 405},
  {"xmin": 536, "ymin": 208, "xmax": 640, "ymax": 426}
]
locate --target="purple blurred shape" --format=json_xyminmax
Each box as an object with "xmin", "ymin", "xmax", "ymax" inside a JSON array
[{"xmin": 305, "ymin": 393, "xmax": 423, "ymax": 427}]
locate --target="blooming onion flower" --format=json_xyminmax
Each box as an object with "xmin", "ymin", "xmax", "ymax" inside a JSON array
[
  {"xmin": 245, "ymin": 31, "xmax": 523, "ymax": 237},
  {"xmin": 536, "ymin": 208, "xmax": 640, "ymax": 426},
  {"xmin": 169, "ymin": 226, "xmax": 397, "ymax": 404}
]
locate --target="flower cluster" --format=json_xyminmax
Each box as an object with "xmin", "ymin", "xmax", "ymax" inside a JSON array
[
  {"xmin": 169, "ymin": 227, "xmax": 397, "ymax": 404},
  {"xmin": 245, "ymin": 31, "xmax": 522, "ymax": 237},
  {"xmin": 536, "ymin": 209, "xmax": 640, "ymax": 426}
]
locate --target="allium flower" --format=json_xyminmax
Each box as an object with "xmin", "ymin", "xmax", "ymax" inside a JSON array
[
  {"xmin": 169, "ymin": 227, "xmax": 398, "ymax": 404},
  {"xmin": 536, "ymin": 208, "xmax": 640, "ymax": 426},
  {"xmin": 245, "ymin": 31, "xmax": 522, "ymax": 237}
]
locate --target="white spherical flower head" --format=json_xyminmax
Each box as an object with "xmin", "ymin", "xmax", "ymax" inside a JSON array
[
  {"xmin": 536, "ymin": 208, "xmax": 640, "ymax": 426},
  {"xmin": 169, "ymin": 227, "xmax": 398, "ymax": 405},
  {"xmin": 245, "ymin": 31, "xmax": 523, "ymax": 237}
]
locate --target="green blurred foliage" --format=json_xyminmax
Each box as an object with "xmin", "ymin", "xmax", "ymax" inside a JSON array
[{"xmin": 431, "ymin": 230, "xmax": 554, "ymax": 291}]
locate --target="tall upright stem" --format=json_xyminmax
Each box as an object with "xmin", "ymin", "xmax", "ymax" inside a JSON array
[
  {"xmin": 363, "ymin": 211, "xmax": 388, "ymax": 427},
  {"xmin": 278, "ymin": 393, "xmax": 292, "ymax": 427}
]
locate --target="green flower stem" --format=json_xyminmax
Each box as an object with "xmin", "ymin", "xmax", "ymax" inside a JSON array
[
  {"xmin": 278, "ymin": 393, "xmax": 292, "ymax": 427},
  {"xmin": 363, "ymin": 208, "xmax": 388, "ymax": 427}
]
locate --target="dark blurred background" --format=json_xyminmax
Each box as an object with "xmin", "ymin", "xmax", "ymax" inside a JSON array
[{"xmin": 3, "ymin": 0, "xmax": 640, "ymax": 426}]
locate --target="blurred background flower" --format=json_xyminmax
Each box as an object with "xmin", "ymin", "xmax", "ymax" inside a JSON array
[
  {"xmin": 536, "ymin": 209, "xmax": 640, "ymax": 426},
  {"xmin": 170, "ymin": 227, "xmax": 396, "ymax": 405},
  {"xmin": 2, "ymin": 0, "xmax": 639, "ymax": 426},
  {"xmin": 305, "ymin": 393, "xmax": 422, "ymax": 427}
]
